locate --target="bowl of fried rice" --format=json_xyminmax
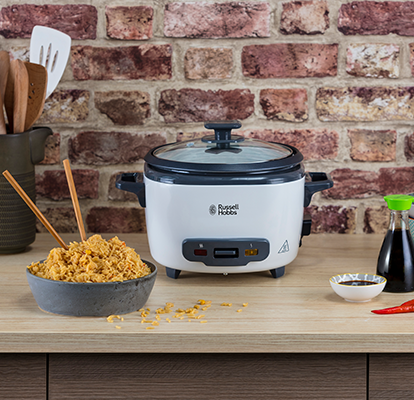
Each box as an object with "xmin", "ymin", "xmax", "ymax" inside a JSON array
[{"xmin": 26, "ymin": 235, "xmax": 157, "ymax": 316}]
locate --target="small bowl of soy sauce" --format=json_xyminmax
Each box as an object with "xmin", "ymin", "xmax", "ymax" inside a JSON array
[{"xmin": 329, "ymin": 273, "xmax": 387, "ymax": 302}]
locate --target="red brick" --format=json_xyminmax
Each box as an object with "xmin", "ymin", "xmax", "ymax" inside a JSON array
[
  {"xmin": 280, "ymin": 0, "xmax": 329, "ymax": 35},
  {"xmin": 242, "ymin": 43, "xmax": 338, "ymax": 78},
  {"xmin": 36, "ymin": 207, "xmax": 78, "ymax": 234},
  {"xmin": 404, "ymin": 132, "xmax": 414, "ymax": 161},
  {"xmin": 38, "ymin": 90, "xmax": 89, "ymax": 124},
  {"xmin": 36, "ymin": 170, "xmax": 99, "ymax": 201},
  {"xmin": 378, "ymin": 167, "xmax": 414, "ymax": 195},
  {"xmin": 316, "ymin": 87, "xmax": 414, "ymax": 121},
  {"xmin": 259, "ymin": 89, "xmax": 308, "ymax": 122},
  {"xmin": 407, "ymin": 44, "xmax": 414, "ymax": 76},
  {"xmin": 158, "ymin": 89, "xmax": 254, "ymax": 123},
  {"xmin": 364, "ymin": 206, "xmax": 389, "ymax": 234},
  {"xmin": 339, "ymin": 2, "xmax": 414, "ymax": 36},
  {"xmin": 86, "ymin": 207, "xmax": 146, "ymax": 234},
  {"xmin": 0, "ymin": 5, "xmax": 97, "ymax": 39},
  {"xmin": 324, "ymin": 167, "xmax": 414, "ymax": 199},
  {"xmin": 241, "ymin": 129, "xmax": 338, "ymax": 160},
  {"xmin": 348, "ymin": 129, "xmax": 396, "ymax": 162},
  {"xmin": 164, "ymin": 2, "xmax": 270, "ymax": 38},
  {"xmin": 95, "ymin": 91, "xmax": 150, "ymax": 125},
  {"xmin": 106, "ymin": 6, "xmax": 153, "ymax": 40},
  {"xmin": 69, "ymin": 132, "xmax": 166, "ymax": 165},
  {"xmin": 184, "ymin": 48, "xmax": 233, "ymax": 79},
  {"xmin": 108, "ymin": 172, "xmax": 143, "ymax": 202},
  {"xmin": 322, "ymin": 169, "xmax": 380, "ymax": 199},
  {"xmin": 347, "ymin": 44, "xmax": 400, "ymax": 78},
  {"xmin": 305, "ymin": 205, "xmax": 356, "ymax": 234},
  {"xmin": 39, "ymin": 133, "xmax": 60, "ymax": 165},
  {"xmin": 71, "ymin": 45, "xmax": 172, "ymax": 81}
]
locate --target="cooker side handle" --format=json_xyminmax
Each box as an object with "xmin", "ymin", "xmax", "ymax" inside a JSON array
[
  {"xmin": 115, "ymin": 173, "xmax": 146, "ymax": 208},
  {"xmin": 304, "ymin": 172, "xmax": 333, "ymax": 207}
]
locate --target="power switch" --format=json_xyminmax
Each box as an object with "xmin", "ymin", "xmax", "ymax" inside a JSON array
[{"xmin": 214, "ymin": 248, "xmax": 238, "ymax": 258}]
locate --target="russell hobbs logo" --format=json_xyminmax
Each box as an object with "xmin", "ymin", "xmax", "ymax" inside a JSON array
[{"xmin": 209, "ymin": 204, "xmax": 239, "ymax": 216}]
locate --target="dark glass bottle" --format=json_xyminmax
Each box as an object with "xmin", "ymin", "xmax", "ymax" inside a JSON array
[{"xmin": 377, "ymin": 195, "xmax": 414, "ymax": 292}]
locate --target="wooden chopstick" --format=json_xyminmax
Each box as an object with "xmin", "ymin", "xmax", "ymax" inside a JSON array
[
  {"xmin": 2, "ymin": 170, "xmax": 68, "ymax": 250},
  {"xmin": 63, "ymin": 159, "xmax": 87, "ymax": 242}
]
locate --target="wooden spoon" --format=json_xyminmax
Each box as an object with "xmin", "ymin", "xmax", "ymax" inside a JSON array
[
  {"xmin": 5, "ymin": 59, "xmax": 29, "ymax": 134},
  {"xmin": 0, "ymin": 51, "xmax": 10, "ymax": 134},
  {"xmin": 24, "ymin": 62, "xmax": 47, "ymax": 131}
]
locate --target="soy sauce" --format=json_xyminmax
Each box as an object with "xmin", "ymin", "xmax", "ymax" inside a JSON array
[
  {"xmin": 377, "ymin": 228, "xmax": 414, "ymax": 292},
  {"xmin": 340, "ymin": 280, "xmax": 375, "ymax": 286}
]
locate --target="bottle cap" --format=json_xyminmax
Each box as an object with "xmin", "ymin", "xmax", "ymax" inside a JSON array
[{"xmin": 384, "ymin": 194, "xmax": 414, "ymax": 210}]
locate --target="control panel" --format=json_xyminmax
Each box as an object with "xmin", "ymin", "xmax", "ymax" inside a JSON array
[{"xmin": 182, "ymin": 238, "xmax": 270, "ymax": 266}]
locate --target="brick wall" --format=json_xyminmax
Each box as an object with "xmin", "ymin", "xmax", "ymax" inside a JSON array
[{"xmin": 1, "ymin": 0, "xmax": 413, "ymax": 235}]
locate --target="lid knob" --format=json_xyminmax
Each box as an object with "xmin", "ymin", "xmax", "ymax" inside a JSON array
[{"xmin": 202, "ymin": 120, "xmax": 244, "ymax": 149}]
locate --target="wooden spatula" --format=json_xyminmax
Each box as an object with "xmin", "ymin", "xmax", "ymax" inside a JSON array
[
  {"xmin": 5, "ymin": 59, "xmax": 29, "ymax": 134},
  {"xmin": 24, "ymin": 62, "xmax": 47, "ymax": 131},
  {"xmin": 0, "ymin": 51, "xmax": 10, "ymax": 134}
]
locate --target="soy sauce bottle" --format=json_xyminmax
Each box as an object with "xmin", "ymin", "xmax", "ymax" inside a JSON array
[{"xmin": 377, "ymin": 194, "xmax": 414, "ymax": 292}]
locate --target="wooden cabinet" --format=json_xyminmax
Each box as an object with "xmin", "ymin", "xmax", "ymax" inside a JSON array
[
  {"xmin": 369, "ymin": 354, "xmax": 414, "ymax": 400},
  {"xmin": 0, "ymin": 354, "xmax": 46, "ymax": 400},
  {"xmin": 48, "ymin": 353, "xmax": 366, "ymax": 400},
  {"xmin": 5, "ymin": 352, "xmax": 414, "ymax": 399}
]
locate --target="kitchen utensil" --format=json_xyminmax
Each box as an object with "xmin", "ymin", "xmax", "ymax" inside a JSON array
[
  {"xmin": 2, "ymin": 168, "xmax": 68, "ymax": 250},
  {"xmin": 0, "ymin": 51, "xmax": 10, "ymax": 135},
  {"xmin": 24, "ymin": 62, "xmax": 47, "ymax": 131},
  {"xmin": 29, "ymin": 26, "xmax": 71, "ymax": 99},
  {"xmin": 63, "ymin": 159, "xmax": 87, "ymax": 241},
  {"xmin": 377, "ymin": 195, "xmax": 414, "ymax": 293},
  {"xmin": 116, "ymin": 120, "xmax": 333, "ymax": 279},
  {"xmin": 4, "ymin": 59, "xmax": 29, "ymax": 134},
  {"xmin": 330, "ymin": 273, "xmax": 386, "ymax": 302},
  {"xmin": 0, "ymin": 126, "xmax": 52, "ymax": 253},
  {"xmin": 26, "ymin": 260, "xmax": 157, "ymax": 316}
]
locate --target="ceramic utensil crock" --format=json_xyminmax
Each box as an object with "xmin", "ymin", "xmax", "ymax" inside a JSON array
[{"xmin": 0, "ymin": 126, "xmax": 52, "ymax": 253}]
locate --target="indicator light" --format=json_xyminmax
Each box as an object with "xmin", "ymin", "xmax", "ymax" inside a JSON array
[
  {"xmin": 245, "ymin": 249, "xmax": 258, "ymax": 256},
  {"xmin": 194, "ymin": 249, "xmax": 207, "ymax": 256}
]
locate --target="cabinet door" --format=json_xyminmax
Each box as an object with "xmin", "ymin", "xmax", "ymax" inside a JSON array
[
  {"xmin": 369, "ymin": 354, "xmax": 414, "ymax": 399},
  {"xmin": 49, "ymin": 353, "xmax": 366, "ymax": 400},
  {"xmin": 0, "ymin": 354, "xmax": 46, "ymax": 400}
]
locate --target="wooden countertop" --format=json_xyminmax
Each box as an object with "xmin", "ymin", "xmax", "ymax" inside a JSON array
[{"xmin": 1, "ymin": 233, "xmax": 413, "ymax": 354}]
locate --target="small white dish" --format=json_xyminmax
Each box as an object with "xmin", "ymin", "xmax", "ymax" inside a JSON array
[{"xmin": 329, "ymin": 273, "xmax": 386, "ymax": 302}]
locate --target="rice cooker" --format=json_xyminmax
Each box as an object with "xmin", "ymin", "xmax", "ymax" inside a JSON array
[{"xmin": 116, "ymin": 121, "xmax": 333, "ymax": 279}]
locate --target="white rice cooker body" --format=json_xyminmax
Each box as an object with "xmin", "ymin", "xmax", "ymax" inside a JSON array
[{"xmin": 144, "ymin": 176, "xmax": 305, "ymax": 274}]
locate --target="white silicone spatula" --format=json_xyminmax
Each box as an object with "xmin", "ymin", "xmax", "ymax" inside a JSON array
[{"xmin": 29, "ymin": 26, "xmax": 71, "ymax": 99}]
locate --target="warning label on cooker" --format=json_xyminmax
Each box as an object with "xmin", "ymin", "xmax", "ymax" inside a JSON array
[{"xmin": 278, "ymin": 240, "xmax": 290, "ymax": 254}]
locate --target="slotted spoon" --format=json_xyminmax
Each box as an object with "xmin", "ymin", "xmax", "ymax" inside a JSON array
[{"xmin": 29, "ymin": 26, "xmax": 71, "ymax": 99}]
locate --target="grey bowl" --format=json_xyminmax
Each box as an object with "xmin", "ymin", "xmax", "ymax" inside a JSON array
[{"xmin": 26, "ymin": 260, "xmax": 157, "ymax": 317}]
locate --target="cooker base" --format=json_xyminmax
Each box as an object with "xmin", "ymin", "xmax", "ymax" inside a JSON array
[
  {"xmin": 164, "ymin": 266, "xmax": 285, "ymax": 279},
  {"xmin": 270, "ymin": 266, "xmax": 285, "ymax": 279},
  {"xmin": 166, "ymin": 267, "xmax": 181, "ymax": 279}
]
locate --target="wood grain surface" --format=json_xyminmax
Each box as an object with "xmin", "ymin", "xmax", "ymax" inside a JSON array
[
  {"xmin": 0, "ymin": 354, "xmax": 46, "ymax": 399},
  {"xmin": 1, "ymin": 233, "xmax": 414, "ymax": 353},
  {"xmin": 49, "ymin": 353, "xmax": 366, "ymax": 400},
  {"xmin": 369, "ymin": 354, "xmax": 414, "ymax": 400}
]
